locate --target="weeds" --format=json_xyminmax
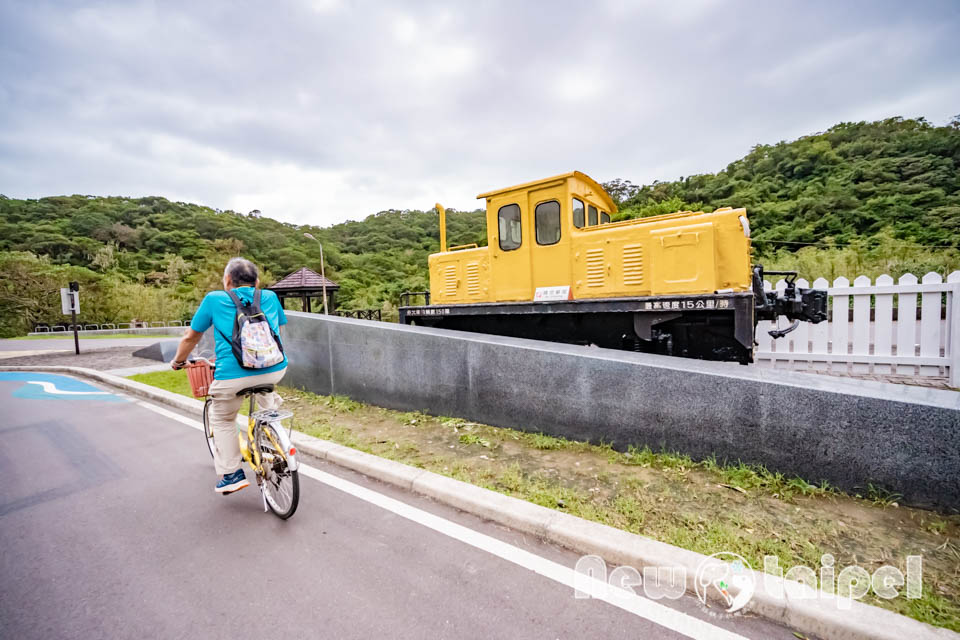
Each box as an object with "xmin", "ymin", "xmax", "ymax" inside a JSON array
[
  {"xmin": 928, "ymin": 520, "xmax": 948, "ymax": 535},
  {"xmin": 621, "ymin": 445, "xmax": 657, "ymax": 467},
  {"xmin": 866, "ymin": 483, "xmax": 903, "ymax": 508},
  {"xmin": 720, "ymin": 462, "xmax": 765, "ymax": 490},
  {"xmin": 527, "ymin": 433, "xmax": 568, "ymax": 450},
  {"xmin": 611, "ymin": 493, "xmax": 646, "ymax": 532},
  {"xmin": 458, "ymin": 433, "xmax": 493, "ymax": 448},
  {"xmin": 495, "ymin": 464, "xmax": 524, "ymax": 492},
  {"xmin": 401, "ymin": 410, "xmax": 433, "ymax": 425},
  {"xmin": 323, "ymin": 395, "xmax": 363, "ymax": 412}
]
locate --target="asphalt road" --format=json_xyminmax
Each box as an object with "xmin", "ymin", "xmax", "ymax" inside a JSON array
[{"xmin": 0, "ymin": 372, "xmax": 809, "ymax": 640}]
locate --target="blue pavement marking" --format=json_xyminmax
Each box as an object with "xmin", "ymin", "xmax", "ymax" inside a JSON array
[{"xmin": 0, "ymin": 372, "xmax": 127, "ymax": 402}]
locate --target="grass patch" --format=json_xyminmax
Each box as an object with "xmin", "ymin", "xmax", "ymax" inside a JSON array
[
  {"xmin": 458, "ymin": 433, "xmax": 493, "ymax": 448},
  {"xmin": 129, "ymin": 369, "xmax": 193, "ymax": 398},
  {"xmin": 928, "ymin": 520, "xmax": 948, "ymax": 535},
  {"xmin": 866, "ymin": 483, "xmax": 903, "ymax": 508},
  {"xmin": 301, "ymin": 419, "xmax": 362, "ymax": 449},
  {"xmin": 400, "ymin": 410, "xmax": 433, "ymax": 425},
  {"xmin": 895, "ymin": 591, "xmax": 960, "ymax": 632},
  {"xmin": 319, "ymin": 395, "xmax": 363, "ymax": 412},
  {"xmin": 526, "ymin": 432, "xmax": 569, "ymax": 450}
]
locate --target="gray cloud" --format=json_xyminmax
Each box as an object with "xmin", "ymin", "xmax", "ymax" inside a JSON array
[{"xmin": 1, "ymin": 0, "xmax": 958, "ymax": 225}]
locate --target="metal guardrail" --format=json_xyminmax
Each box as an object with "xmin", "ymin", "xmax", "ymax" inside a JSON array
[
  {"xmin": 33, "ymin": 320, "xmax": 188, "ymax": 333},
  {"xmin": 35, "ymin": 311, "xmax": 385, "ymax": 332},
  {"xmin": 334, "ymin": 309, "xmax": 382, "ymax": 321},
  {"xmin": 399, "ymin": 291, "xmax": 430, "ymax": 307}
]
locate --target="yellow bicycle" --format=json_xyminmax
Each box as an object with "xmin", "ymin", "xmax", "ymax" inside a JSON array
[{"xmin": 193, "ymin": 357, "xmax": 300, "ymax": 519}]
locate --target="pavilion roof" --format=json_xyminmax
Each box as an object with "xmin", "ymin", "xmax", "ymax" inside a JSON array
[{"xmin": 269, "ymin": 267, "xmax": 339, "ymax": 291}]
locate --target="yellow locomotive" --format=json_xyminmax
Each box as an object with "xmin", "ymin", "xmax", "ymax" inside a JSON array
[{"xmin": 399, "ymin": 171, "xmax": 826, "ymax": 363}]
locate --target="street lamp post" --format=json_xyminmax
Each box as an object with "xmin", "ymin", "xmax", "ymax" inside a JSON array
[{"xmin": 303, "ymin": 233, "xmax": 329, "ymax": 315}]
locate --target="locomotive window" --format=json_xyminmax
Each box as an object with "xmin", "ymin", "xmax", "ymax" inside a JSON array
[
  {"xmin": 572, "ymin": 198, "xmax": 585, "ymax": 228},
  {"xmin": 588, "ymin": 205, "xmax": 598, "ymax": 226},
  {"xmin": 498, "ymin": 203, "xmax": 522, "ymax": 251},
  {"xmin": 600, "ymin": 211, "xmax": 611, "ymax": 224},
  {"xmin": 535, "ymin": 200, "xmax": 561, "ymax": 246}
]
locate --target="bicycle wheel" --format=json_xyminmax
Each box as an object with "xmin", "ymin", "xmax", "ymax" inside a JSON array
[
  {"xmin": 257, "ymin": 422, "xmax": 299, "ymax": 519},
  {"xmin": 203, "ymin": 398, "xmax": 215, "ymax": 459}
]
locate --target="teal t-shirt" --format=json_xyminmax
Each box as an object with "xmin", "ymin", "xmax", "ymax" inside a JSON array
[{"xmin": 190, "ymin": 287, "xmax": 288, "ymax": 380}]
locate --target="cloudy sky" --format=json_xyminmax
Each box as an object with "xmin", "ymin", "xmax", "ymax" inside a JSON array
[{"xmin": 1, "ymin": 0, "xmax": 958, "ymax": 226}]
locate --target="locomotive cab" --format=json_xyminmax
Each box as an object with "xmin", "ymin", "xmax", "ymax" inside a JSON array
[
  {"xmin": 430, "ymin": 173, "xmax": 621, "ymax": 304},
  {"xmin": 429, "ymin": 171, "xmax": 751, "ymax": 305}
]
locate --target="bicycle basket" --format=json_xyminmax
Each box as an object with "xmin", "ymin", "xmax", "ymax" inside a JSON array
[{"xmin": 186, "ymin": 360, "xmax": 215, "ymax": 398}]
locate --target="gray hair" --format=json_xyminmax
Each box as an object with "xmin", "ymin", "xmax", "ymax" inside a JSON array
[{"xmin": 224, "ymin": 257, "xmax": 259, "ymax": 287}]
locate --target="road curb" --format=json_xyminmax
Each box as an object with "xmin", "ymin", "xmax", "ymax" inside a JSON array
[{"xmin": 3, "ymin": 364, "xmax": 956, "ymax": 640}]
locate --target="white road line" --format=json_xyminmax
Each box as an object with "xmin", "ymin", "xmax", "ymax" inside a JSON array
[
  {"xmin": 135, "ymin": 399, "xmax": 748, "ymax": 640},
  {"xmin": 137, "ymin": 400, "xmax": 204, "ymax": 429},
  {"xmin": 25, "ymin": 380, "xmax": 110, "ymax": 395}
]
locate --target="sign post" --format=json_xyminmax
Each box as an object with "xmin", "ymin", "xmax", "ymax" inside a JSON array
[{"xmin": 61, "ymin": 282, "xmax": 80, "ymax": 355}]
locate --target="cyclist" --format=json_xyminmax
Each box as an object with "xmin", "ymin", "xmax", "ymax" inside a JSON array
[{"xmin": 171, "ymin": 257, "xmax": 288, "ymax": 494}]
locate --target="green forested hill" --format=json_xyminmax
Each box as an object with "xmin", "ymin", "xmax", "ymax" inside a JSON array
[
  {"xmin": 1, "ymin": 115, "xmax": 958, "ymax": 337},
  {"xmin": 0, "ymin": 194, "xmax": 486, "ymax": 336},
  {"xmin": 609, "ymin": 116, "xmax": 960, "ymax": 249}
]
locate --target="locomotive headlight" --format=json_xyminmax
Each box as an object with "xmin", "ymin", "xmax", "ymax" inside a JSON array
[{"xmin": 738, "ymin": 215, "xmax": 751, "ymax": 238}]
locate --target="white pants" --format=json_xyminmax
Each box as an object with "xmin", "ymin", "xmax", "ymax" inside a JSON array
[{"xmin": 208, "ymin": 369, "xmax": 286, "ymax": 475}]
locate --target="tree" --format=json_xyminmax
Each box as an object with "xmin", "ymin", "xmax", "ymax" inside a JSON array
[
  {"xmin": 601, "ymin": 178, "xmax": 640, "ymax": 206},
  {"xmin": 91, "ymin": 243, "xmax": 118, "ymax": 271},
  {"xmin": 163, "ymin": 254, "xmax": 192, "ymax": 285}
]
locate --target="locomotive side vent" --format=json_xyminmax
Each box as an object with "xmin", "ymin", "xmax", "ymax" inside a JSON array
[
  {"xmin": 623, "ymin": 244, "xmax": 643, "ymax": 286},
  {"xmin": 586, "ymin": 248, "xmax": 605, "ymax": 287},
  {"xmin": 465, "ymin": 262, "xmax": 481, "ymax": 297},
  {"xmin": 444, "ymin": 264, "xmax": 458, "ymax": 295}
]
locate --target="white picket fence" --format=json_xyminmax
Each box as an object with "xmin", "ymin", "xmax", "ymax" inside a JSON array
[{"xmin": 756, "ymin": 271, "xmax": 960, "ymax": 387}]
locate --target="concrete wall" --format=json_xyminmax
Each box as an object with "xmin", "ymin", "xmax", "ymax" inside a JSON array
[{"xmin": 281, "ymin": 312, "xmax": 960, "ymax": 509}]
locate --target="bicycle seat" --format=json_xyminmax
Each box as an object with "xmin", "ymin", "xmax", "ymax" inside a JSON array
[{"xmin": 236, "ymin": 384, "xmax": 275, "ymax": 396}]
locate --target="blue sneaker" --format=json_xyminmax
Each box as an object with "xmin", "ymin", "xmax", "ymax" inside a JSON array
[{"xmin": 216, "ymin": 469, "xmax": 249, "ymax": 494}]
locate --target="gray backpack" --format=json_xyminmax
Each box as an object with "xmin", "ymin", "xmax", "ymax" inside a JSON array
[{"xmin": 219, "ymin": 289, "xmax": 285, "ymax": 369}]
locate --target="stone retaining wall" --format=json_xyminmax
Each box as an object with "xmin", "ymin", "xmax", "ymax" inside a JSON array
[{"xmin": 281, "ymin": 312, "xmax": 960, "ymax": 509}]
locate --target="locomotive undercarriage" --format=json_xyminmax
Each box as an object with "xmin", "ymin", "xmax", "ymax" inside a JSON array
[{"xmin": 399, "ymin": 267, "xmax": 827, "ymax": 365}]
